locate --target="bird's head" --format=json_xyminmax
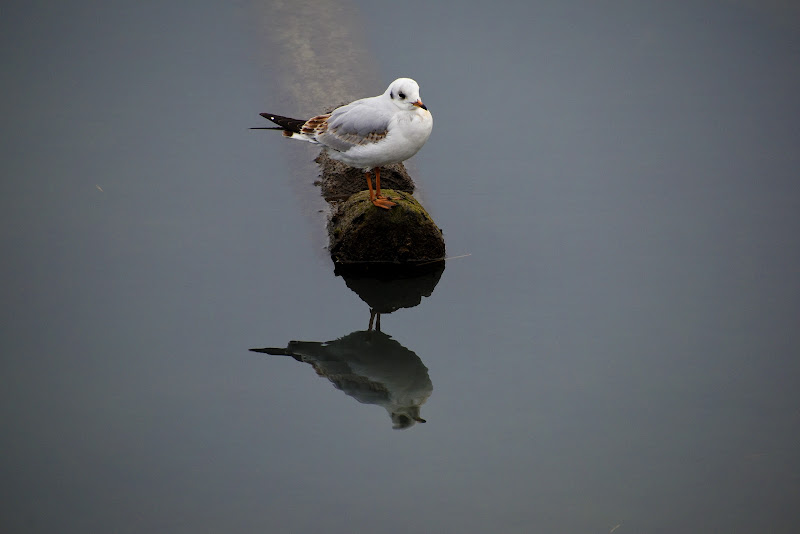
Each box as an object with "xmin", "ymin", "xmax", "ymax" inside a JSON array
[{"xmin": 385, "ymin": 77, "xmax": 428, "ymax": 111}]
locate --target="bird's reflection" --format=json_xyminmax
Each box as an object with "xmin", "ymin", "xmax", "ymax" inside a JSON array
[
  {"xmin": 252, "ymin": 262, "xmax": 444, "ymax": 429},
  {"xmin": 252, "ymin": 330, "xmax": 431, "ymax": 429}
]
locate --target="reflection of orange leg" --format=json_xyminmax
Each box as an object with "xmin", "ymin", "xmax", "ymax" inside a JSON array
[{"xmin": 372, "ymin": 167, "xmax": 396, "ymax": 209}]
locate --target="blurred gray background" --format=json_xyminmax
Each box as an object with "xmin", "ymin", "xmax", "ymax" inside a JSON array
[{"xmin": 2, "ymin": 1, "xmax": 799, "ymax": 532}]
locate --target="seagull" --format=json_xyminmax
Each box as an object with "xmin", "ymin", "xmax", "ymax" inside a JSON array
[{"xmin": 252, "ymin": 78, "xmax": 433, "ymax": 209}]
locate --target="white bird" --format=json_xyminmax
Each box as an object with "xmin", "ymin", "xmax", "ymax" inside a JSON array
[{"xmin": 253, "ymin": 78, "xmax": 433, "ymax": 209}]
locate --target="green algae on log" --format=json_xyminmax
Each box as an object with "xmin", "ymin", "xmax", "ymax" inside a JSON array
[{"xmin": 328, "ymin": 189, "xmax": 445, "ymax": 265}]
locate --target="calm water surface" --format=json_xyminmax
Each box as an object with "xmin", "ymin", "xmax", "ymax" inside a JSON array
[{"xmin": 2, "ymin": 1, "xmax": 799, "ymax": 532}]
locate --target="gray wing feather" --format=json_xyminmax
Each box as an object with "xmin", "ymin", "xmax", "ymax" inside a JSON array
[{"xmin": 318, "ymin": 100, "xmax": 391, "ymax": 152}]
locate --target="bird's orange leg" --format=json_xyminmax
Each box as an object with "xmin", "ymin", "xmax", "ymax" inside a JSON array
[
  {"xmin": 365, "ymin": 170, "xmax": 392, "ymax": 209},
  {"xmin": 365, "ymin": 171, "xmax": 375, "ymax": 201},
  {"xmin": 373, "ymin": 167, "xmax": 396, "ymax": 209}
]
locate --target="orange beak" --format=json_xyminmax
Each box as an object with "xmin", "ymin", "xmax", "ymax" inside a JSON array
[{"xmin": 413, "ymin": 100, "xmax": 428, "ymax": 111}]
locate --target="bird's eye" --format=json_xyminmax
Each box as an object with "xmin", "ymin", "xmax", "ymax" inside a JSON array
[{"xmin": 398, "ymin": 91, "xmax": 406, "ymax": 99}]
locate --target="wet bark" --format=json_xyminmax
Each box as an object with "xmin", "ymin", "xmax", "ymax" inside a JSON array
[
  {"xmin": 327, "ymin": 189, "xmax": 446, "ymax": 266},
  {"xmin": 317, "ymin": 149, "xmax": 446, "ymax": 267}
]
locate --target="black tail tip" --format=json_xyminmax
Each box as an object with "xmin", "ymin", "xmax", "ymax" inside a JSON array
[{"xmin": 249, "ymin": 347, "xmax": 287, "ymax": 355}]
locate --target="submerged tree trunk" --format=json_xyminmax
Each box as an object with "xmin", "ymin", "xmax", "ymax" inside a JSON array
[
  {"xmin": 318, "ymin": 149, "xmax": 446, "ymax": 267},
  {"xmin": 327, "ymin": 189, "xmax": 445, "ymax": 265}
]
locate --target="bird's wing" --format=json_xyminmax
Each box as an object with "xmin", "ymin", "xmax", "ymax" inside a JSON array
[{"xmin": 312, "ymin": 99, "xmax": 392, "ymax": 153}]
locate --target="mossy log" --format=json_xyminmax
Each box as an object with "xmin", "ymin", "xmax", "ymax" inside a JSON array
[{"xmin": 327, "ymin": 189, "xmax": 446, "ymax": 265}]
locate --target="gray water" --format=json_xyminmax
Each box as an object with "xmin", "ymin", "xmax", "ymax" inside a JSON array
[{"xmin": 2, "ymin": 1, "xmax": 799, "ymax": 532}]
